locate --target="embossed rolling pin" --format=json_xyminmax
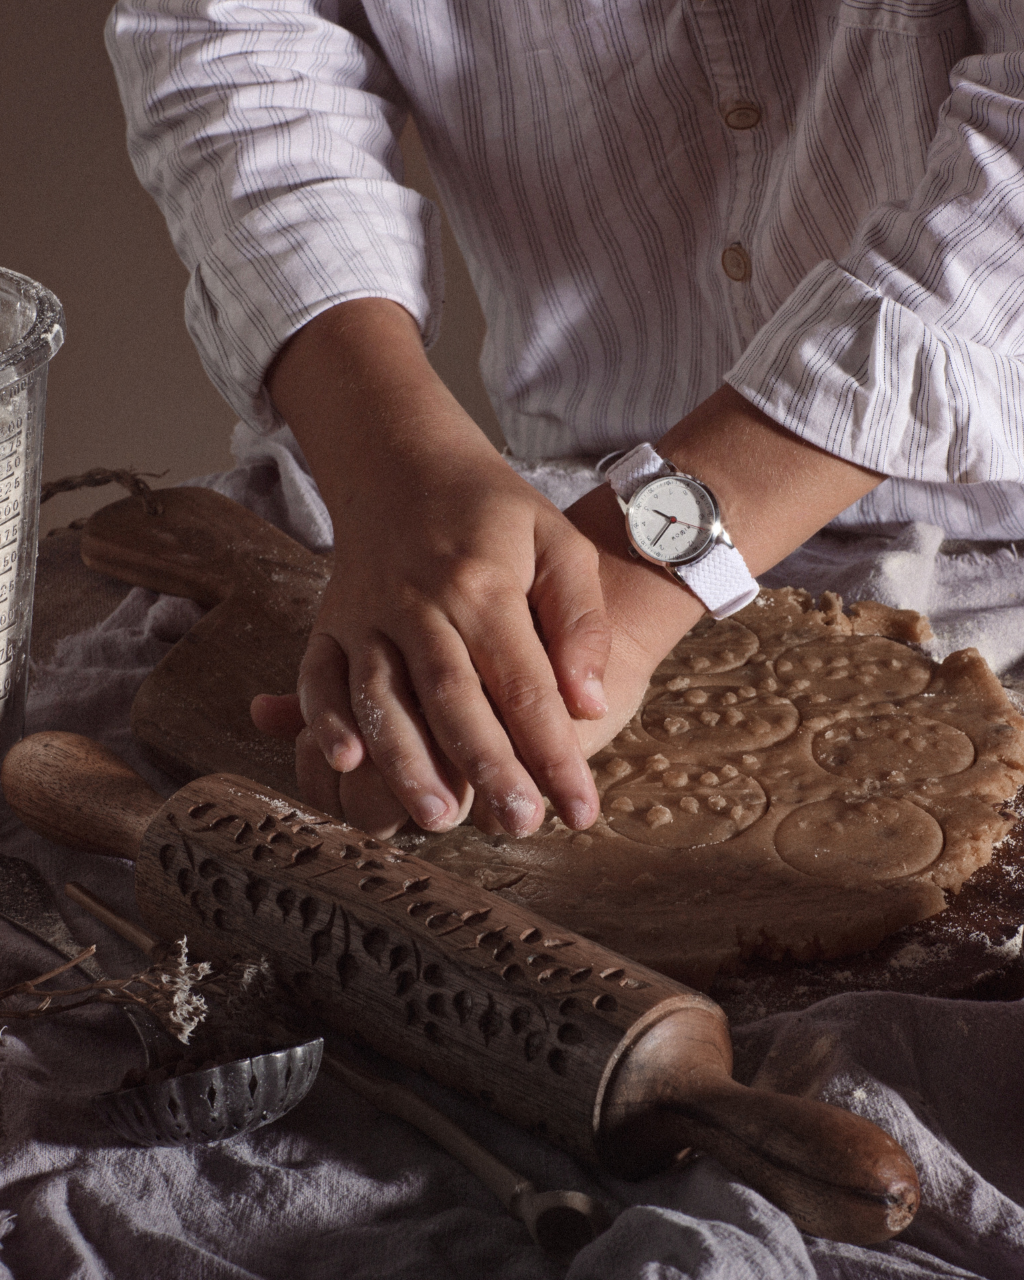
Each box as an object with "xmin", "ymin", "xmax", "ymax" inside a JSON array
[
  {"xmin": 63, "ymin": 881, "xmax": 613, "ymax": 1259},
  {"xmin": 2, "ymin": 731, "xmax": 919, "ymax": 1245}
]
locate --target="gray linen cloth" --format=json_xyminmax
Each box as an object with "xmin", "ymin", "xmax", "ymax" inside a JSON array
[{"xmin": 0, "ymin": 429, "xmax": 1022, "ymax": 1278}]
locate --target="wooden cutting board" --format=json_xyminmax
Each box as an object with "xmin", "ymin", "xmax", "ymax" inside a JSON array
[
  {"xmin": 80, "ymin": 487, "xmax": 1024, "ymax": 1017},
  {"xmin": 81, "ymin": 486, "xmax": 327, "ymax": 795}
]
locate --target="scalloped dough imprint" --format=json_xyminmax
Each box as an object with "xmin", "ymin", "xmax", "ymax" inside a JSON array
[{"xmin": 411, "ymin": 589, "xmax": 1024, "ymax": 987}]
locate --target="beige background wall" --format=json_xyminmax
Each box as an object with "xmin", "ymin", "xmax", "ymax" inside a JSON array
[{"xmin": 0, "ymin": 0, "xmax": 496, "ymax": 537}]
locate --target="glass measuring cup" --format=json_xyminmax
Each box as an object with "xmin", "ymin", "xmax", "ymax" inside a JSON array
[{"xmin": 0, "ymin": 268, "xmax": 64, "ymax": 780}]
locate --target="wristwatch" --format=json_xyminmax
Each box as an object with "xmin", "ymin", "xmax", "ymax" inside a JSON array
[{"xmin": 601, "ymin": 443, "xmax": 759, "ymax": 619}]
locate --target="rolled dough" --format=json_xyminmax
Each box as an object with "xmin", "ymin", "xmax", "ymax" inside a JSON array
[{"xmin": 410, "ymin": 589, "xmax": 1024, "ymax": 987}]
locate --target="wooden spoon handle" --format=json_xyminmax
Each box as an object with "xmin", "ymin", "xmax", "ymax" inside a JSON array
[
  {"xmin": 65, "ymin": 881, "xmax": 165, "ymax": 955},
  {"xmin": 1, "ymin": 731, "xmax": 163, "ymax": 859},
  {"xmin": 319, "ymin": 1049, "xmax": 613, "ymax": 1254}
]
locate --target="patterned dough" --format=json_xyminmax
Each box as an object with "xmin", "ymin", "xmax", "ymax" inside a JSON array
[{"xmin": 410, "ymin": 589, "xmax": 1024, "ymax": 986}]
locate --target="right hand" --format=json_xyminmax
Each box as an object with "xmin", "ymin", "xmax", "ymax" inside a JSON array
[{"xmin": 253, "ymin": 299, "xmax": 611, "ymax": 839}]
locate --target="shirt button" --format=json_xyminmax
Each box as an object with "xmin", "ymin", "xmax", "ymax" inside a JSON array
[
  {"xmin": 723, "ymin": 102, "xmax": 761, "ymax": 130},
  {"xmin": 721, "ymin": 244, "xmax": 752, "ymax": 282}
]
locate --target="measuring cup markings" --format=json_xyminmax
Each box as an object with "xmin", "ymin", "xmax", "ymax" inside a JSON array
[
  {"xmin": 0, "ymin": 269, "xmax": 64, "ymax": 783},
  {"xmin": 0, "ymin": 375, "xmax": 31, "ymax": 399},
  {"xmin": 0, "ymin": 602, "xmax": 25, "ymax": 632}
]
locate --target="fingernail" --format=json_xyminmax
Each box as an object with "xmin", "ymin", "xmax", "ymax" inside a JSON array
[
  {"xmin": 583, "ymin": 678, "xmax": 608, "ymax": 714},
  {"xmin": 564, "ymin": 798, "xmax": 596, "ymax": 830},
  {"xmin": 416, "ymin": 794, "xmax": 450, "ymax": 827},
  {"xmin": 326, "ymin": 738, "xmax": 355, "ymax": 772},
  {"xmin": 493, "ymin": 789, "xmax": 541, "ymax": 838}
]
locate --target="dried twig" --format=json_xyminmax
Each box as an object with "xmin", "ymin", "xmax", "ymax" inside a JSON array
[
  {"xmin": 0, "ymin": 947, "xmax": 97, "ymax": 1003},
  {"xmin": 0, "ymin": 939, "xmax": 213, "ymax": 1043},
  {"xmin": 40, "ymin": 467, "xmax": 166, "ymax": 516}
]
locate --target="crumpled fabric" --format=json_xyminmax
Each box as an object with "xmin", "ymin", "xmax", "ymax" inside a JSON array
[{"xmin": 1, "ymin": 435, "xmax": 1023, "ymax": 1278}]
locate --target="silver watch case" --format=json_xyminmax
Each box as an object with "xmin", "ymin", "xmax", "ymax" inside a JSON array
[{"xmin": 614, "ymin": 465, "xmax": 735, "ymax": 575}]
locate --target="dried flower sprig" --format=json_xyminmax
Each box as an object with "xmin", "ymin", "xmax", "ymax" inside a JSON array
[
  {"xmin": 0, "ymin": 939, "xmax": 214, "ymax": 1044},
  {"xmin": 148, "ymin": 939, "xmax": 213, "ymax": 1042}
]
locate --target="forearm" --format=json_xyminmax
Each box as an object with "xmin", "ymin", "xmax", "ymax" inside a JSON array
[
  {"xmin": 107, "ymin": 2, "xmax": 434, "ymax": 432},
  {"xmin": 267, "ymin": 298, "xmax": 496, "ymax": 502},
  {"xmin": 567, "ymin": 386, "xmax": 882, "ymax": 752}
]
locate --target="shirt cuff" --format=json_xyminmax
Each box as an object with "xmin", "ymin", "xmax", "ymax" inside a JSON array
[
  {"xmin": 723, "ymin": 258, "xmax": 1016, "ymax": 486},
  {"xmin": 184, "ymin": 182, "xmax": 443, "ymax": 432}
]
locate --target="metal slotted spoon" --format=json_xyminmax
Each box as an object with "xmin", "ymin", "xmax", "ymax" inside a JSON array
[{"xmin": 0, "ymin": 854, "xmax": 322, "ymax": 1145}]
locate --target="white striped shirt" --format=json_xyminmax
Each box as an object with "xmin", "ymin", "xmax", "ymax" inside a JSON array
[{"xmin": 106, "ymin": 0, "xmax": 1024, "ymax": 539}]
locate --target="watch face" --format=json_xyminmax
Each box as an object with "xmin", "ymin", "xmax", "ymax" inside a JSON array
[{"xmin": 626, "ymin": 474, "xmax": 719, "ymax": 564}]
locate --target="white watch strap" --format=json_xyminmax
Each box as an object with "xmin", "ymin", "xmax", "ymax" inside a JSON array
[
  {"xmin": 671, "ymin": 542, "xmax": 759, "ymax": 620},
  {"xmin": 605, "ymin": 443, "xmax": 667, "ymax": 500},
  {"xmin": 605, "ymin": 443, "xmax": 759, "ymax": 620}
]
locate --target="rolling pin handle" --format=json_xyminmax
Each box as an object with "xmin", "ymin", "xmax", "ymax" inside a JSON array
[
  {"xmin": 600, "ymin": 1009, "xmax": 919, "ymax": 1245},
  {"xmin": 1, "ymin": 731, "xmax": 164, "ymax": 860},
  {"xmin": 664, "ymin": 1080, "xmax": 919, "ymax": 1245}
]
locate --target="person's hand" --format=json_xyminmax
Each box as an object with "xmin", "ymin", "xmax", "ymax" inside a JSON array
[
  {"xmin": 254, "ymin": 294, "xmax": 881, "ymax": 841},
  {"xmin": 252, "ymin": 299, "xmax": 610, "ymax": 839}
]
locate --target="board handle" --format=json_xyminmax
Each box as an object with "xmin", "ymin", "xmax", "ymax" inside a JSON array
[
  {"xmin": 1, "ymin": 731, "xmax": 164, "ymax": 859},
  {"xmin": 80, "ymin": 486, "xmax": 324, "ymax": 608}
]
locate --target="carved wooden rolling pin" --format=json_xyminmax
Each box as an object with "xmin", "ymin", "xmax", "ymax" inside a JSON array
[
  {"xmin": 64, "ymin": 880, "xmax": 613, "ymax": 1258},
  {"xmin": 2, "ymin": 731, "xmax": 920, "ymax": 1245}
]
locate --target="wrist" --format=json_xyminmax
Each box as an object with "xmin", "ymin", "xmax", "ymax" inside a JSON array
[
  {"xmin": 265, "ymin": 298, "xmax": 498, "ymax": 513},
  {"xmin": 653, "ymin": 385, "xmax": 881, "ymax": 575},
  {"xmin": 602, "ymin": 443, "xmax": 759, "ymax": 619},
  {"xmin": 568, "ymin": 481, "xmax": 706, "ymax": 662},
  {"xmin": 567, "ymin": 383, "xmax": 882, "ymax": 691}
]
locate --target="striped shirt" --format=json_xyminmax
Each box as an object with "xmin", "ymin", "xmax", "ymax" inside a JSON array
[{"xmin": 106, "ymin": 0, "xmax": 1024, "ymax": 538}]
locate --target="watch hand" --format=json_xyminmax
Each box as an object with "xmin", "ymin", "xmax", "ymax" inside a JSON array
[{"xmin": 652, "ymin": 509, "xmax": 711, "ymax": 533}]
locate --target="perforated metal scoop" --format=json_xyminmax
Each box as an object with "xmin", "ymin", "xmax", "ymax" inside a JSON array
[
  {"xmin": 93, "ymin": 1039, "xmax": 323, "ymax": 1146},
  {"xmin": 0, "ymin": 855, "xmax": 322, "ymax": 1146}
]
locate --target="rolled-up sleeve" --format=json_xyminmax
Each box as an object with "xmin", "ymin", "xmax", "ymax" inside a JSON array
[
  {"xmin": 106, "ymin": 0, "xmax": 443, "ymax": 431},
  {"xmin": 727, "ymin": 18, "xmax": 1024, "ymax": 487}
]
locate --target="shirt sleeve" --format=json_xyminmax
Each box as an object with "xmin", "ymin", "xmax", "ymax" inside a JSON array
[
  {"xmin": 105, "ymin": 0, "xmax": 443, "ymax": 432},
  {"xmin": 725, "ymin": 11, "xmax": 1024, "ymax": 488}
]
